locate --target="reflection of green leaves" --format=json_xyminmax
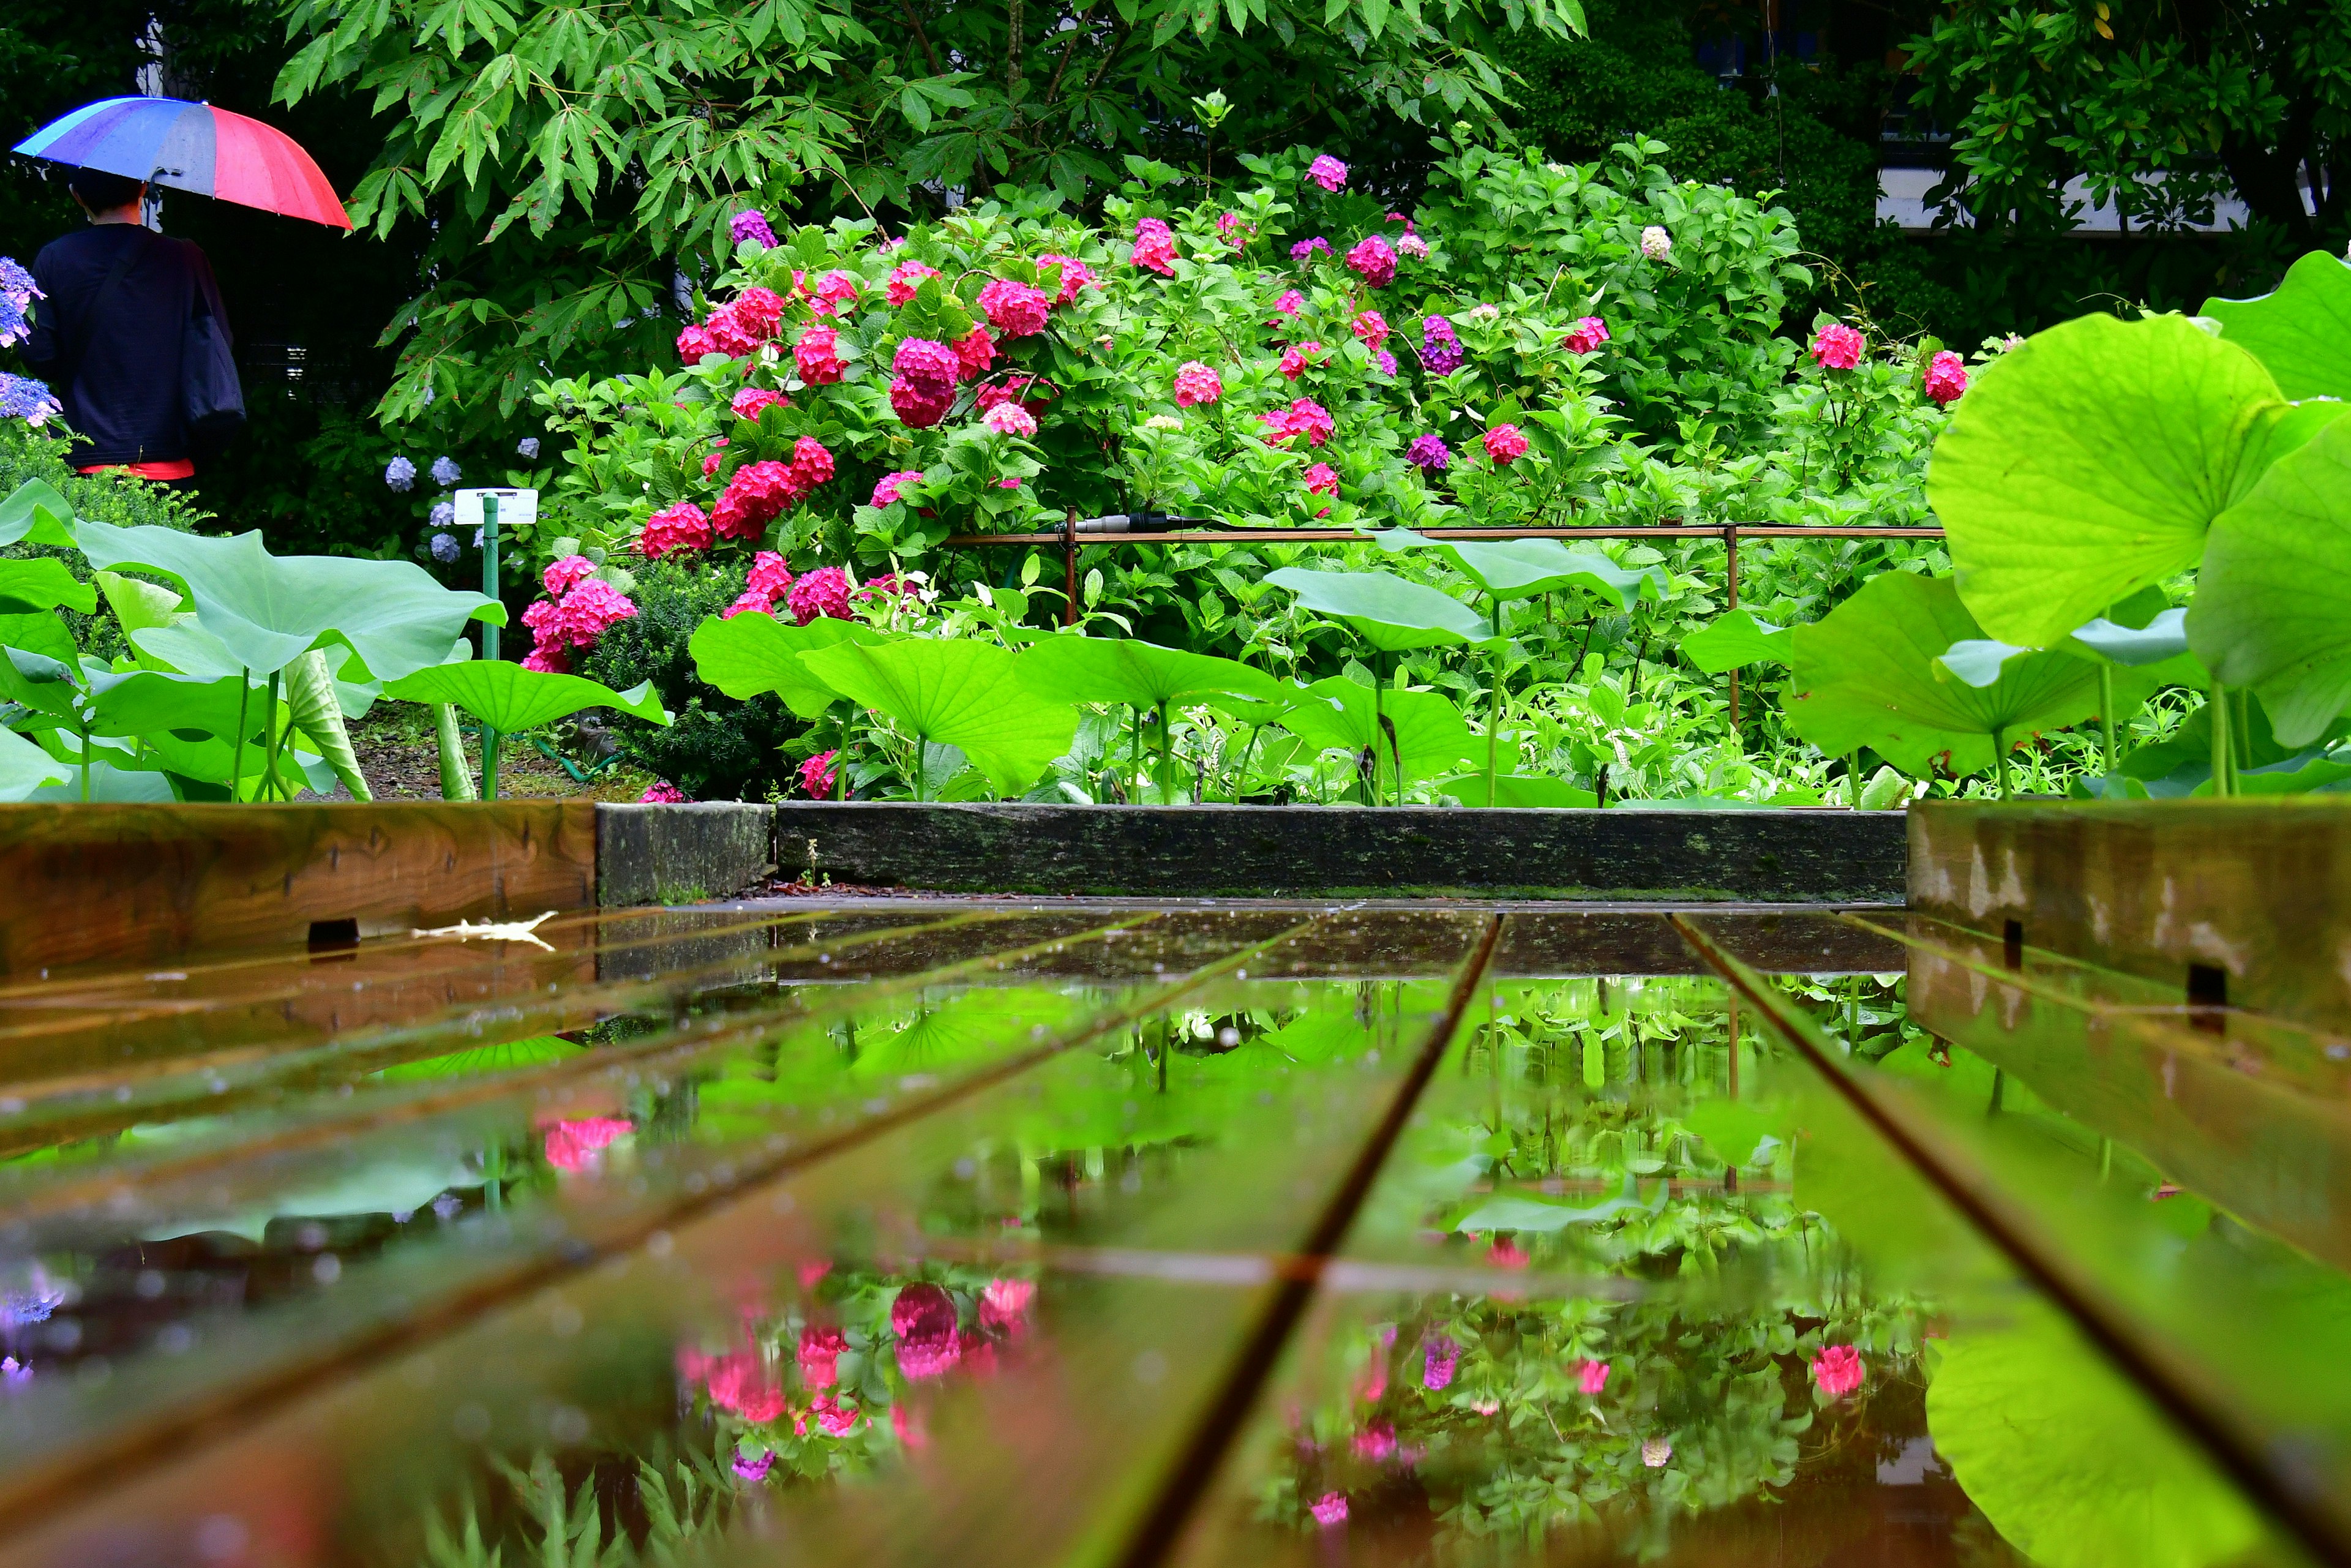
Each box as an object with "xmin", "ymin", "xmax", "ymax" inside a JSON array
[
  {"xmin": 377, "ymin": 1036, "xmax": 580, "ymax": 1082},
  {"xmin": 1929, "ymin": 313, "xmax": 2280, "ymax": 647},
  {"xmin": 688, "ymin": 613, "xmax": 885, "ymax": 719},
  {"xmin": 1929, "ymin": 1302, "xmax": 2263, "ymax": 1568},
  {"xmin": 799, "ymin": 639, "xmax": 1076, "ymax": 797},
  {"xmin": 1369, "ymin": 529, "xmax": 1662, "ymax": 608},
  {"xmin": 1277, "ymin": 677, "xmax": 1477, "ymax": 786},
  {"xmin": 2189, "ymin": 417, "xmax": 2351, "ymax": 745},
  {"xmin": 1017, "ymin": 634, "xmax": 1280, "ymax": 710},
  {"xmin": 1263, "ymin": 568, "xmax": 1499, "ymax": 653},
  {"xmin": 1787, "ymin": 574, "xmax": 2105, "ymax": 777},
  {"xmin": 384, "ymin": 660, "xmax": 671, "ymax": 733},
  {"xmin": 2203, "ymin": 251, "xmax": 2351, "ymax": 401},
  {"xmin": 73, "ymin": 519, "xmax": 504, "ymax": 680},
  {"xmin": 1683, "ymin": 609, "xmax": 1791, "ymax": 673}
]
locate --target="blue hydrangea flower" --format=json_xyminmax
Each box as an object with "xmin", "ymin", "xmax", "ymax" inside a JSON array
[
  {"xmin": 430, "ymin": 455, "xmax": 462, "ymax": 488},
  {"xmin": 0, "ymin": 258, "xmax": 39, "ymax": 313},
  {"xmin": 516, "ymin": 437, "xmax": 541, "ymax": 459},
  {"xmin": 429, "ymin": 497, "xmax": 456, "ymax": 529},
  {"xmin": 430, "ymin": 533, "xmax": 460, "ymax": 563},
  {"xmin": 0, "ymin": 373, "xmax": 59, "ymax": 426},
  {"xmin": 384, "ymin": 456, "xmax": 417, "ymax": 492},
  {"xmin": 0, "ymin": 296, "xmax": 25, "ymax": 349}
]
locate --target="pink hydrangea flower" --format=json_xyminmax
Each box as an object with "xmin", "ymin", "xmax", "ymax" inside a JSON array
[
  {"xmin": 980, "ymin": 1277, "xmax": 1036, "ymax": 1330},
  {"xmin": 1487, "ymin": 1236, "xmax": 1529, "ymax": 1268},
  {"xmin": 702, "ymin": 436, "xmax": 730, "ymax": 478},
  {"xmin": 998, "ymin": 478, "xmax": 1021, "ymax": 489},
  {"xmin": 810, "ymin": 1394, "xmax": 859, "ymax": 1436},
  {"xmin": 1260, "ymin": 397, "xmax": 1334, "ymax": 448},
  {"xmin": 798, "ymin": 1326, "xmax": 848, "ymax": 1389},
  {"xmin": 1279, "ymin": 341, "xmax": 1322, "ymax": 380},
  {"xmin": 982, "ymin": 400, "xmax": 1038, "ymax": 437},
  {"xmin": 1483, "ymin": 423, "xmax": 1529, "ymax": 464},
  {"xmin": 550, "ymin": 577, "xmax": 637, "ymax": 645},
  {"xmin": 1344, "ymin": 234, "xmax": 1397, "ymax": 288},
  {"xmin": 787, "ymin": 566, "xmax": 853, "ymax": 625},
  {"xmin": 703, "ymin": 1353, "xmax": 786, "ymax": 1421},
  {"xmin": 954, "ymin": 325, "xmax": 997, "ymax": 382},
  {"xmin": 789, "ymin": 434, "xmax": 834, "ymax": 492},
  {"xmin": 1173, "ymin": 361, "xmax": 1222, "ymax": 407},
  {"xmin": 748, "ymin": 550, "xmax": 795, "ymax": 600},
  {"xmin": 1812, "ymin": 323, "xmax": 1865, "ymax": 371},
  {"xmin": 894, "ymin": 336, "xmax": 961, "ymax": 389},
  {"xmin": 1352, "ymin": 309, "xmax": 1389, "ymax": 350},
  {"xmin": 890, "ymin": 336, "xmax": 961, "ymax": 424},
  {"xmin": 719, "ymin": 590, "xmax": 771, "ymax": 620},
  {"xmin": 887, "ymin": 260, "xmax": 941, "ymax": 305},
  {"xmin": 544, "ymin": 1116, "xmax": 632, "ymax": 1172},
  {"xmin": 639, "ymin": 781, "xmax": 687, "ymax": 803},
  {"xmin": 978, "ymin": 277, "xmax": 1052, "ymax": 337},
  {"xmin": 1274, "ymin": 290, "xmax": 1306, "ymax": 317},
  {"xmin": 521, "ymin": 644, "xmax": 570, "ymax": 674},
  {"xmin": 1307, "ymin": 154, "xmax": 1348, "ymax": 192},
  {"xmin": 795, "ymin": 324, "xmax": 846, "ymax": 384},
  {"xmin": 1130, "ymin": 218, "xmax": 1177, "ymax": 276},
  {"xmin": 808, "ymin": 269, "xmax": 861, "ymax": 315},
  {"xmin": 732, "ymin": 386, "xmax": 789, "ymax": 421},
  {"xmin": 677, "ymin": 324, "xmax": 716, "ymax": 362},
  {"xmin": 717, "ymin": 286, "xmax": 786, "ymax": 351},
  {"xmin": 1397, "ymin": 230, "xmax": 1429, "ymax": 259},
  {"xmin": 800, "ymin": 749, "xmax": 838, "ymax": 798},
  {"xmin": 977, "ymin": 373, "xmax": 1055, "ymax": 415},
  {"xmin": 871, "ymin": 469, "xmax": 926, "ymax": 508},
  {"xmin": 1812, "ymin": 1345, "xmax": 1865, "ymax": 1400},
  {"xmin": 1924, "ymin": 349, "xmax": 1969, "ymax": 406},
  {"xmin": 543, "ymin": 555, "xmax": 598, "ymax": 598},
  {"xmin": 1564, "ymin": 316, "xmax": 1609, "ymax": 354},
  {"xmin": 1037, "ymin": 253, "xmax": 1094, "ymax": 303},
  {"xmin": 890, "ymin": 377, "xmax": 955, "ymax": 427},
  {"xmin": 1310, "ymin": 1492, "xmax": 1348, "ymax": 1528},
  {"xmin": 1574, "ymin": 1358, "xmax": 1610, "ymax": 1395},
  {"xmin": 639, "ymin": 499, "xmax": 713, "ymax": 561},
  {"xmin": 891, "ymin": 1282, "xmax": 961, "ymax": 1379},
  {"xmin": 1304, "ymin": 462, "xmax": 1340, "ymax": 498}
]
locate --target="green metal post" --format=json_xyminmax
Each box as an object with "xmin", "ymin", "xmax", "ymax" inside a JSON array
[{"xmin": 479, "ymin": 494, "xmax": 500, "ymax": 801}]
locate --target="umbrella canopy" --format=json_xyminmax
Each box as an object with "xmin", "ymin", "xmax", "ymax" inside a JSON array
[{"xmin": 13, "ymin": 97, "xmax": 351, "ymax": 230}]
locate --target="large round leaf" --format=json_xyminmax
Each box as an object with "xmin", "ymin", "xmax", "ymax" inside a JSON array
[
  {"xmin": 2202, "ymin": 250, "xmax": 2351, "ymax": 402},
  {"xmin": 1262, "ymin": 567, "xmax": 1499, "ymax": 653},
  {"xmin": 1928, "ymin": 313, "xmax": 2280, "ymax": 647},
  {"xmin": 384, "ymin": 660, "xmax": 671, "ymax": 732},
  {"xmin": 1368, "ymin": 529, "xmax": 1663, "ymax": 609},
  {"xmin": 0, "ymin": 726, "xmax": 71, "ymax": 801},
  {"xmin": 2189, "ymin": 415, "xmax": 2351, "ymax": 745},
  {"xmin": 1683, "ymin": 609, "xmax": 1792, "ymax": 673},
  {"xmin": 1276, "ymin": 676, "xmax": 1477, "ymax": 787},
  {"xmin": 1928, "ymin": 1304, "xmax": 2263, "ymax": 1568},
  {"xmin": 798, "ymin": 638, "xmax": 1077, "ymax": 798},
  {"xmin": 1786, "ymin": 572, "xmax": 2104, "ymax": 778},
  {"xmin": 72, "ymin": 518, "xmax": 504, "ymax": 680},
  {"xmin": 1016, "ymin": 634, "xmax": 1281, "ymax": 710},
  {"xmin": 0, "ymin": 480, "xmax": 76, "ymax": 548},
  {"xmin": 688, "ymin": 612, "xmax": 885, "ymax": 719}
]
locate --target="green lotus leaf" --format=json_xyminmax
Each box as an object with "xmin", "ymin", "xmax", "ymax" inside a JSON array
[
  {"xmin": 2188, "ymin": 416, "xmax": 2351, "ymax": 745},
  {"xmin": 94, "ymin": 569, "xmax": 182, "ymax": 637},
  {"xmin": 384, "ymin": 660, "xmax": 671, "ymax": 733},
  {"xmin": 798, "ymin": 637, "xmax": 1078, "ymax": 798},
  {"xmin": 1928, "ymin": 1302, "xmax": 2262, "ymax": 1568},
  {"xmin": 2233, "ymin": 396, "xmax": 2351, "ymax": 497},
  {"xmin": 81, "ymin": 667, "xmax": 264, "ymax": 743},
  {"xmin": 1277, "ymin": 676, "xmax": 1477, "ymax": 787},
  {"xmin": 1786, "ymin": 573, "xmax": 2106, "ymax": 778},
  {"xmin": 1016, "ymin": 634, "xmax": 1282, "ymax": 711},
  {"xmin": 0, "ymin": 479, "xmax": 77, "ymax": 548},
  {"xmin": 0, "ymin": 559, "xmax": 94, "ymax": 615},
  {"xmin": 0, "ymin": 726, "xmax": 72, "ymax": 800},
  {"xmin": 0, "ymin": 613, "xmax": 78, "ymax": 665},
  {"xmin": 2071, "ymin": 607, "xmax": 2188, "ymax": 666},
  {"xmin": 1434, "ymin": 772, "xmax": 1597, "ymax": 808},
  {"xmin": 285, "ymin": 649, "xmax": 370, "ymax": 800},
  {"xmin": 1369, "ymin": 529, "xmax": 1663, "ymax": 609},
  {"xmin": 1263, "ymin": 567, "xmax": 1500, "ymax": 653},
  {"xmin": 1934, "ymin": 638, "xmax": 2031, "ymax": 689},
  {"xmin": 1927, "ymin": 313, "xmax": 2281, "ymax": 647},
  {"xmin": 1682, "ymin": 609, "xmax": 1791, "ymax": 673},
  {"xmin": 2202, "ymin": 249, "xmax": 2351, "ymax": 401},
  {"xmin": 688, "ymin": 612, "xmax": 887, "ymax": 719},
  {"xmin": 72, "ymin": 518, "xmax": 504, "ymax": 681},
  {"xmin": 29, "ymin": 759, "xmax": 179, "ymax": 802}
]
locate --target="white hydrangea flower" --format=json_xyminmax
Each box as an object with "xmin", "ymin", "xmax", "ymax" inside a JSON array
[{"xmin": 1640, "ymin": 225, "xmax": 1673, "ymax": 261}]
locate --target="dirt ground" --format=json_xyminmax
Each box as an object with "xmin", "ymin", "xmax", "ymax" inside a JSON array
[{"xmin": 321, "ymin": 710, "xmax": 658, "ymax": 803}]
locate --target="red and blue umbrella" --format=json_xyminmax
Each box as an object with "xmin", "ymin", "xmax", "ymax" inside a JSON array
[{"xmin": 12, "ymin": 97, "xmax": 351, "ymax": 230}]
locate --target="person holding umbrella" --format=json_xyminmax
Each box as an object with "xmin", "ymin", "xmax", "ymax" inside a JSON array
[{"xmin": 12, "ymin": 97, "xmax": 352, "ymax": 489}]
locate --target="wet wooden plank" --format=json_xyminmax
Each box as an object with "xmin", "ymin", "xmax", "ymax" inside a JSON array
[
  {"xmin": 778, "ymin": 803, "xmax": 1909, "ymax": 902},
  {"xmin": 0, "ymin": 803, "xmax": 598, "ymax": 975}
]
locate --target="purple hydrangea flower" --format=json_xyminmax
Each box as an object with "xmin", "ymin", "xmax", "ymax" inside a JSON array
[
  {"xmin": 1290, "ymin": 237, "xmax": 1331, "ymax": 261},
  {"xmin": 430, "ymin": 454, "xmax": 462, "ymax": 487},
  {"xmin": 733, "ymin": 1448, "xmax": 776, "ymax": 1481},
  {"xmin": 731, "ymin": 209, "xmax": 778, "ymax": 250},
  {"xmin": 0, "ymin": 1356, "xmax": 28, "ymax": 1386},
  {"xmin": 1406, "ymin": 433, "xmax": 1452, "ymax": 472},
  {"xmin": 430, "ymin": 533, "xmax": 460, "ymax": 563},
  {"xmin": 384, "ymin": 456, "xmax": 416, "ymax": 492},
  {"xmin": 1423, "ymin": 1337, "xmax": 1459, "ymax": 1390},
  {"xmin": 430, "ymin": 497, "xmax": 457, "ymax": 530},
  {"xmin": 0, "ymin": 374, "xmax": 59, "ymax": 427},
  {"xmin": 1375, "ymin": 348, "xmax": 1397, "ymax": 377},
  {"xmin": 517, "ymin": 436, "xmax": 541, "ymax": 459},
  {"xmin": 1420, "ymin": 316, "xmax": 1463, "ymax": 375}
]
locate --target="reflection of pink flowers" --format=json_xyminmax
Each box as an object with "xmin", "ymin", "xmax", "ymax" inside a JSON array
[
  {"xmin": 1352, "ymin": 1421, "xmax": 1396, "ymax": 1461},
  {"xmin": 1307, "ymin": 154, "xmax": 1348, "ymax": 191},
  {"xmin": 732, "ymin": 1449, "xmax": 775, "ymax": 1482},
  {"xmin": 1344, "ymin": 234, "xmax": 1397, "ymax": 288},
  {"xmin": 1423, "ymin": 1337, "xmax": 1459, "ymax": 1390},
  {"xmin": 544, "ymin": 1117, "xmax": 632, "ymax": 1171},
  {"xmin": 1486, "ymin": 1235, "xmax": 1529, "ymax": 1267},
  {"xmin": 891, "ymin": 1402, "xmax": 929, "ymax": 1449},
  {"xmin": 1811, "ymin": 323, "xmax": 1865, "ymax": 371},
  {"xmin": 979, "ymin": 277, "xmax": 1052, "ymax": 337},
  {"xmin": 1924, "ymin": 350, "xmax": 1969, "ymax": 406},
  {"xmin": 786, "ymin": 567, "xmax": 853, "ymax": 625},
  {"xmin": 980, "ymin": 1278, "xmax": 1036, "ymax": 1330},
  {"xmin": 798, "ymin": 1326, "xmax": 849, "ymax": 1389},
  {"xmin": 810, "ymin": 1394, "xmax": 859, "ymax": 1436},
  {"xmin": 891, "ymin": 1283, "xmax": 962, "ymax": 1379},
  {"xmin": 887, "ymin": 260, "xmax": 941, "ymax": 305},
  {"xmin": 1482, "ymin": 423, "xmax": 1529, "ymax": 465},
  {"xmin": 1311, "ymin": 1492, "xmax": 1348, "ymax": 1528},
  {"xmin": 1260, "ymin": 398, "xmax": 1334, "ymax": 448},
  {"xmin": 1564, "ymin": 316, "xmax": 1609, "ymax": 354},
  {"xmin": 1173, "ymin": 361, "xmax": 1223, "ymax": 407},
  {"xmin": 1038, "ymin": 253, "xmax": 1094, "ymax": 303},
  {"xmin": 799, "ymin": 749, "xmax": 838, "ymax": 799},
  {"xmin": 1130, "ymin": 218, "xmax": 1177, "ymax": 276},
  {"xmin": 1574, "ymin": 1358, "xmax": 1610, "ymax": 1396},
  {"xmin": 640, "ymin": 500, "xmax": 712, "ymax": 561},
  {"xmin": 704, "ymin": 1353, "xmax": 787, "ymax": 1422},
  {"xmin": 1812, "ymin": 1345, "xmax": 1864, "ymax": 1399},
  {"xmin": 872, "ymin": 469, "xmax": 926, "ymax": 508}
]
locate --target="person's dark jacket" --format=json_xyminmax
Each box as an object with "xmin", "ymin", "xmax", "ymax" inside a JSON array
[{"xmin": 21, "ymin": 225, "xmax": 232, "ymax": 468}]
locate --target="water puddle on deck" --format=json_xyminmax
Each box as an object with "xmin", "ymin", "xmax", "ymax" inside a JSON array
[{"xmin": 0, "ymin": 903, "xmax": 2328, "ymax": 1567}]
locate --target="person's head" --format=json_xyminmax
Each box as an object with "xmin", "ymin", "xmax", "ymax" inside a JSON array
[{"xmin": 66, "ymin": 167, "xmax": 145, "ymax": 222}]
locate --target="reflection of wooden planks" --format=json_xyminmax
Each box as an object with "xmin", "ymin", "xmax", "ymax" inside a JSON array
[{"xmin": 0, "ymin": 803, "xmax": 596, "ymax": 975}]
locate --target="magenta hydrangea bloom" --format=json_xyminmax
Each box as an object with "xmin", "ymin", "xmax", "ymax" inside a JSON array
[
  {"xmin": 731, "ymin": 386, "xmax": 788, "ymax": 421},
  {"xmin": 639, "ymin": 500, "xmax": 712, "ymax": 561},
  {"xmin": 808, "ymin": 269, "xmax": 861, "ymax": 316},
  {"xmin": 677, "ymin": 324, "xmax": 716, "ymax": 362},
  {"xmin": 732, "ymin": 1449, "xmax": 776, "ymax": 1482},
  {"xmin": 891, "ymin": 379, "xmax": 954, "ymax": 427},
  {"xmin": 871, "ymin": 469, "xmax": 926, "ymax": 508},
  {"xmin": 1311, "ymin": 1493, "xmax": 1349, "ymax": 1528},
  {"xmin": 1375, "ymin": 348, "xmax": 1398, "ymax": 377},
  {"xmin": 1564, "ymin": 315, "xmax": 1609, "ymax": 354},
  {"xmin": 894, "ymin": 336, "xmax": 960, "ymax": 388},
  {"xmin": 1812, "ymin": 323, "xmax": 1865, "ymax": 370},
  {"xmin": 1259, "ymin": 398, "xmax": 1334, "ymax": 448},
  {"xmin": 980, "ymin": 1277, "xmax": 1036, "ymax": 1330},
  {"xmin": 1290, "ymin": 236, "xmax": 1330, "ymax": 261},
  {"xmin": 1304, "ymin": 462, "xmax": 1340, "ymax": 497},
  {"xmin": 797, "ymin": 1325, "xmax": 848, "ymax": 1389},
  {"xmin": 1275, "ymin": 290, "xmax": 1306, "ymax": 317},
  {"xmin": 794, "ymin": 323, "xmax": 845, "ymax": 384},
  {"xmin": 1483, "ymin": 423, "xmax": 1529, "ymax": 465},
  {"xmin": 1352, "ymin": 1422, "xmax": 1397, "ymax": 1462},
  {"xmin": 1423, "ymin": 1337, "xmax": 1459, "ymax": 1390},
  {"xmin": 1812, "ymin": 1345, "xmax": 1865, "ymax": 1400},
  {"xmin": 542, "ymin": 554, "xmax": 598, "ymax": 598},
  {"xmin": 1131, "ymin": 218, "xmax": 1177, "ymax": 276},
  {"xmin": 978, "ymin": 277, "xmax": 1052, "ymax": 337},
  {"xmin": 1037, "ymin": 252, "xmax": 1094, "ymax": 303},
  {"xmin": 787, "ymin": 566, "xmax": 854, "ymax": 625},
  {"xmin": 1575, "ymin": 1358, "xmax": 1610, "ymax": 1396},
  {"xmin": 1173, "ymin": 361, "xmax": 1223, "ymax": 407},
  {"xmin": 1352, "ymin": 309, "xmax": 1389, "ymax": 350},
  {"xmin": 1924, "ymin": 349, "xmax": 1969, "ymax": 406},
  {"xmin": 954, "ymin": 325, "xmax": 997, "ymax": 382},
  {"xmin": 711, "ymin": 459, "xmax": 795, "ymax": 539},
  {"xmin": 639, "ymin": 781, "xmax": 688, "ymax": 803},
  {"xmin": 1279, "ymin": 341, "xmax": 1321, "ymax": 380},
  {"xmin": 730, "ymin": 210, "xmax": 776, "ymax": 249},
  {"xmin": 800, "ymin": 749, "xmax": 838, "ymax": 798},
  {"xmin": 1344, "ymin": 234, "xmax": 1397, "ymax": 288},
  {"xmin": 887, "ymin": 259, "xmax": 941, "ymax": 305},
  {"xmin": 1406, "ymin": 433, "xmax": 1451, "ymax": 471},
  {"xmin": 1307, "ymin": 154, "xmax": 1348, "ymax": 192}
]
